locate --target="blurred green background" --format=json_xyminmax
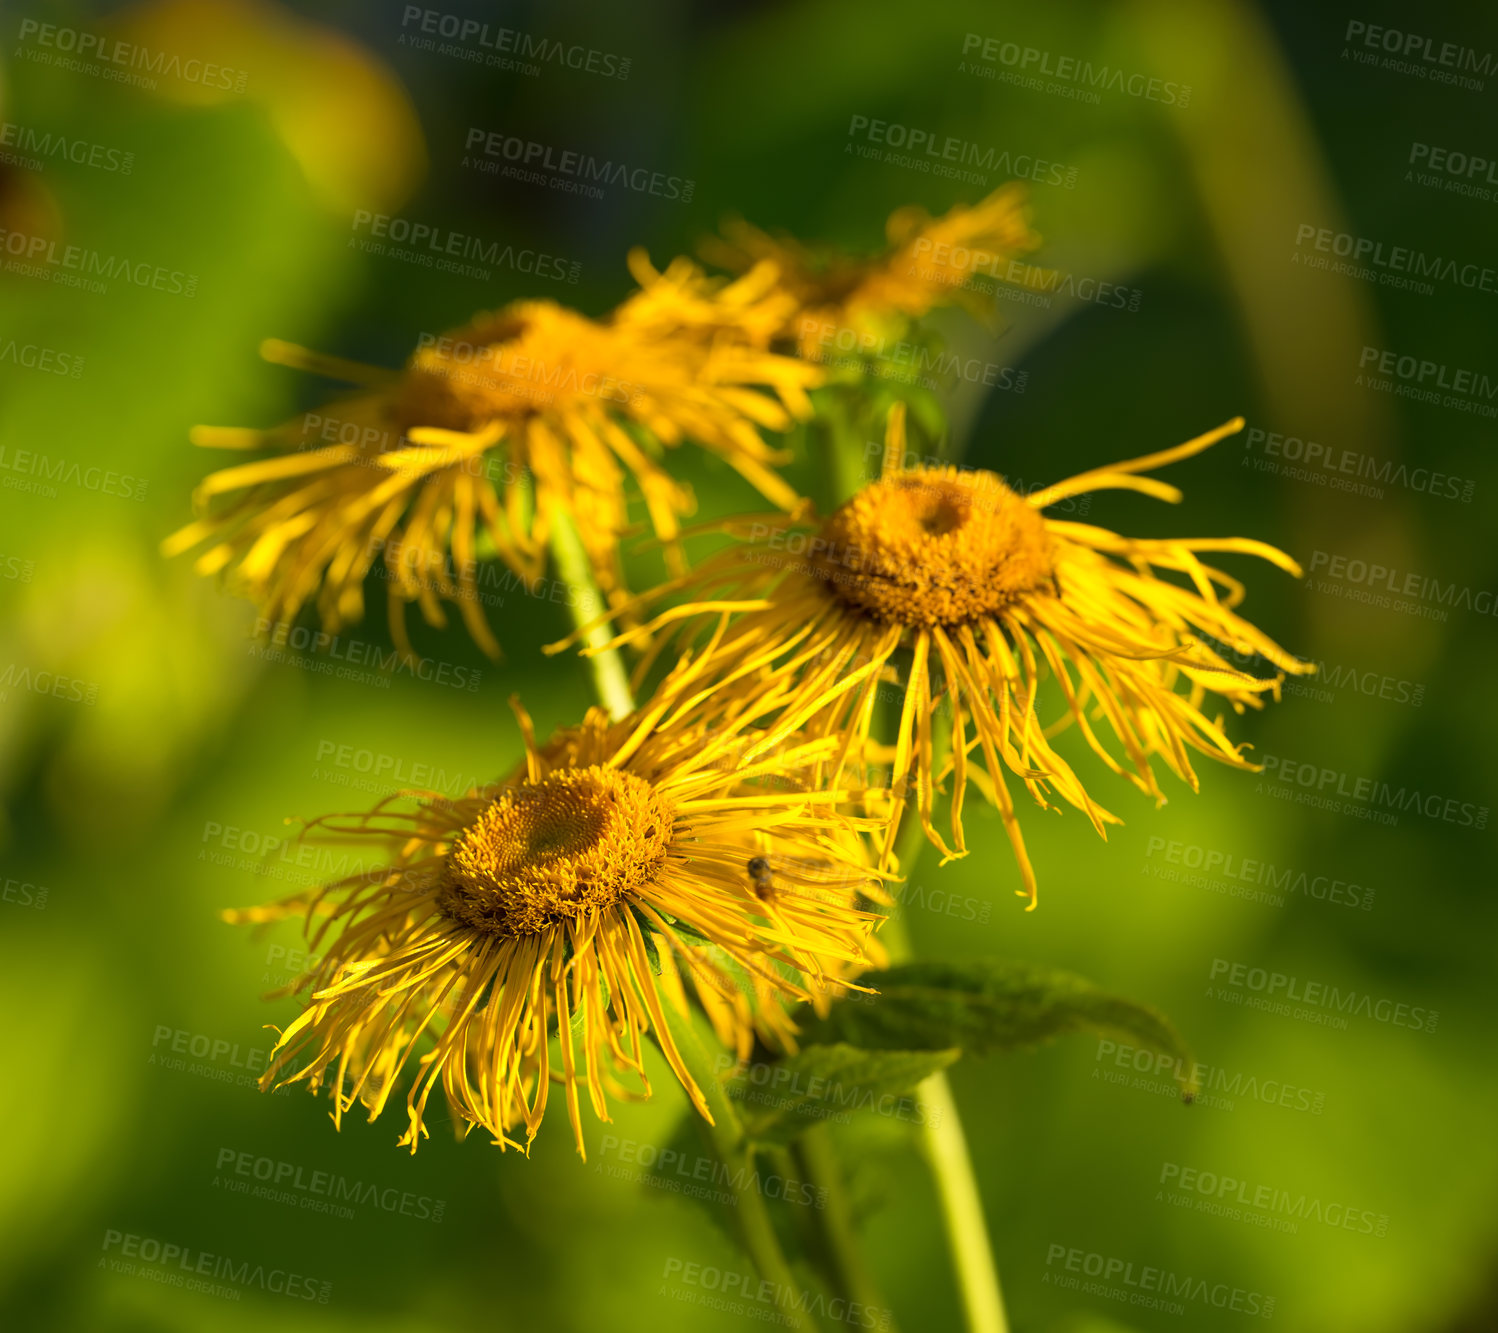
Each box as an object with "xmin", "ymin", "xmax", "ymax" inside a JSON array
[{"xmin": 2, "ymin": 1, "xmax": 1496, "ymax": 1329}]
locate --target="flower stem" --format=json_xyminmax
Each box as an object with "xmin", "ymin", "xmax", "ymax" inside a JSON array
[
  {"xmin": 653, "ymin": 1010, "xmax": 824, "ymax": 1333},
  {"xmin": 877, "ymin": 906, "xmax": 1009, "ymax": 1333},
  {"xmin": 796, "ymin": 1126, "xmax": 900, "ymax": 1332},
  {"xmin": 809, "ymin": 386, "xmax": 874, "ymax": 510},
  {"xmin": 550, "ymin": 520, "xmax": 816, "ymax": 1327},
  {"xmin": 544, "ymin": 503, "xmax": 635, "ymax": 720},
  {"xmin": 919, "ymin": 1076, "xmax": 1008, "ymax": 1333},
  {"xmin": 881, "ymin": 714, "xmax": 1010, "ymax": 1333}
]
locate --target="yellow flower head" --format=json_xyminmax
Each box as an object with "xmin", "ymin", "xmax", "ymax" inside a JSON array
[
  {"xmin": 699, "ymin": 185, "xmax": 1041, "ymax": 358},
  {"xmin": 165, "ymin": 288, "xmax": 821, "ymax": 660},
  {"xmin": 617, "ymin": 249, "xmax": 803, "ymax": 349},
  {"xmin": 570, "ymin": 408, "xmax": 1313, "ymax": 908},
  {"xmin": 226, "ymin": 693, "xmax": 886, "ymax": 1156}
]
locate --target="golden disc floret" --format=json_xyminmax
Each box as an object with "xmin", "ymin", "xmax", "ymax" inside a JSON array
[
  {"xmin": 817, "ymin": 467, "xmax": 1054, "ymax": 626},
  {"xmin": 440, "ymin": 766, "xmax": 674, "ymax": 936}
]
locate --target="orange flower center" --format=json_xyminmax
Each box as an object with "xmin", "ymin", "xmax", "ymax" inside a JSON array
[
  {"xmin": 815, "ymin": 467, "xmax": 1054, "ymax": 626},
  {"xmin": 391, "ymin": 305, "xmax": 623, "ymax": 432},
  {"xmin": 440, "ymin": 766, "xmax": 675, "ymax": 936}
]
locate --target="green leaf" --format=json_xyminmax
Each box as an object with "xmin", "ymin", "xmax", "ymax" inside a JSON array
[
  {"xmin": 629, "ymin": 906, "xmax": 663, "ymax": 976},
  {"xmin": 795, "ymin": 959, "xmax": 1199, "ymax": 1099},
  {"xmin": 637, "ymin": 1115, "xmax": 740, "ymax": 1240},
  {"xmin": 659, "ymin": 911, "xmax": 714, "ymax": 945},
  {"xmin": 733, "ymin": 1043, "xmax": 959, "ymax": 1147},
  {"xmin": 570, "ymin": 968, "xmax": 609, "ymax": 1035},
  {"xmin": 636, "ymin": 1117, "xmax": 811, "ymax": 1260}
]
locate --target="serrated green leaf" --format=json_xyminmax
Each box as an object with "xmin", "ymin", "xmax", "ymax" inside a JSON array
[
  {"xmin": 734, "ymin": 1043, "xmax": 959, "ymax": 1147},
  {"xmin": 796, "ymin": 959, "xmax": 1198, "ymax": 1099}
]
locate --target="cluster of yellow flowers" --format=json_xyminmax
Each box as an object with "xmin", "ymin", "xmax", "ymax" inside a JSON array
[{"xmin": 178, "ymin": 187, "xmax": 1310, "ymax": 1157}]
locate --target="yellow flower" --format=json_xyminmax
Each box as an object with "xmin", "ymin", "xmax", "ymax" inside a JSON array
[
  {"xmin": 165, "ymin": 290, "xmax": 820, "ymax": 660},
  {"xmin": 698, "ymin": 185, "xmax": 1041, "ymax": 357},
  {"xmin": 617, "ymin": 249, "xmax": 803, "ymax": 349},
  {"xmin": 569, "ymin": 408, "xmax": 1313, "ymax": 908},
  {"xmin": 225, "ymin": 692, "xmax": 885, "ymax": 1156}
]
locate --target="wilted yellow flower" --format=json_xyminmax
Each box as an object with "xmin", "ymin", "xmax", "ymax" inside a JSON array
[
  {"xmin": 165, "ymin": 289, "xmax": 820, "ymax": 660},
  {"xmin": 226, "ymin": 694, "xmax": 885, "ymax": 1156},
  {"xmin": 699, "ymin": 185, "xmax": 1040, "ymax": 358},
  {"xmin": 569, "ymin": 408, "xmax": 1313, "ymax": 908}
]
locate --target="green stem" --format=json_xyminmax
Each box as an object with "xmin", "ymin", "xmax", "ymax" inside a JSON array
[
  {"xmin": 879, "ymin": 706, "xmax": 1008, "ymax": 1333},
  {"xmin": 653, "ymin": 1010, "xmax": 824, "ymax": 1333},
  {"xmin": 881, "ymin": 826, "xmax": 1010, "ymax": 1333},
  {"xmin": 551, "ymin": 495, "xmax": 828, "ymax": 1326},
  {"xmin": 544, "ymin": 503, "xmax": 635, "ymax": 720},
  {"xmin": 914, "ymin": 1073, "xmax": 1008, "ymax": 1333},
  {"xmin": 796, "ymin": 1126, "xmax": 900, "ymax": 1332},
  {"xmin": 866, "ymin": 980, "xmax": 1008, "ymax": 1333},
  {"xmin": 810, "ymin": 388, "xmax": 874, "ymax": 510},
  {"xmin": 553, "ymin": 527, "xmax": 815, "ymax": 1326}
]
